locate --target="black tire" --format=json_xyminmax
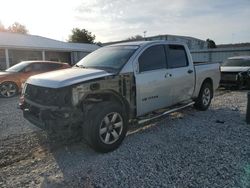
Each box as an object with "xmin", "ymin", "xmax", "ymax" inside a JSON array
[
  {"xmin": 194, "ymin": 82, "xmax": 213, "ymax": 111},
  {"xmin": 83, "ymin": 101, "xmax": 128, "ymax": 153},
  {"xmin": 0, "ymin": 81, "xmax": 18, "ymax": 98}
]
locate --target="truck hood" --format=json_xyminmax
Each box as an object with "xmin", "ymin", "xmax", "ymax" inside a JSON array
[
  {"xmin": 221, "ymin": 66, "xmax": 250, "ymax": 73},
  {"xmin": 26, "ymin": 68, "xmax": 113, "ymax": 88}
]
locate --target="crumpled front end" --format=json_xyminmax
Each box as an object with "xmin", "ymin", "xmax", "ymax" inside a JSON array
[
  {"xmin": 220, "ymin": 70, "xmax": 250, "ymax": 88},
  {"xmin": 20, "ymin": 72, "xmax": 136, "ymax": 136},
  {"xmin": 20, "ymin": 84, "xmax": 83, "ymax": 132}
]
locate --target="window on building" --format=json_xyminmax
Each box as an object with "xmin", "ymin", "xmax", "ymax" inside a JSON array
[
  {"xmin": 45, "ymin": 51, "xmax": 71, "ymax": 63},
  {"xmin": 139, "ymin": 45, "xmax": 167, "ymax": 72},
  {"xmin": 165, "ymin": 45, "xmax": 188, "ymax": 68},
  {"xmin": 8, "ymin": 50, "xmax": 42, "ymax": 66}
]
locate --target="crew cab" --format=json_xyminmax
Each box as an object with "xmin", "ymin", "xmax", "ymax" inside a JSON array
[{"xmin": 20, "ymin": 41, "xmax": 220, "ymax": 152}]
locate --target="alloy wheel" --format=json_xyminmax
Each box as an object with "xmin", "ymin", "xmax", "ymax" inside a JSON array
[
  {"xmin": 0, "ymin": 83, "xmax": 17, "ymax": 97},
  {"xmin": 99, "ymin": 112, "xmax": 123, "ymax": 145},
  {"xmin": 202, "ymin": 87, "xmax": 211, "ymax": 106}
]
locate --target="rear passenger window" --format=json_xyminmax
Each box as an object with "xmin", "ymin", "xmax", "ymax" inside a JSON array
[
  {"xmin": 31, "ymin": 63, "xmax": 45, "ymax": 71},
  {"xmin": 166, "ymin": 45, "xmax": 188, "ymax": 68},
  {"xmin": 31, "ymin": 63, "xmax": 62, "ymax": 71},
  {"xmin": 44, "ymin": 63, "xmax": 62, "ymax": 70},
  {"xmin": 139, "ymin": 45, "xmax": 166, "ymax": 72}
]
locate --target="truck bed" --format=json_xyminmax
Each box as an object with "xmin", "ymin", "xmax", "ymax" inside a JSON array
[{"xmin": 193, "ymin": 62, "xmax": 221, "ymax": 98}]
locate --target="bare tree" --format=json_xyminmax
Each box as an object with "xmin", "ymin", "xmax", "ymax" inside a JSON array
[
  {"xmin": 8, "ymin": 22, "xmax": 28, "ymax": 34},
  {"xmin": 0, "ymin": 21, "xmax": 5, "ymax": 32}
]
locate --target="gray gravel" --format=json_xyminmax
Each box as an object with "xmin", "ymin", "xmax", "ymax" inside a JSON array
[
  {"xmin": 0, "ymin": 96, "xmax": 40, "ymax": 139},
  {"xmin": 0, "ymin": 90, "xmax": 250, "ymax": 187}
]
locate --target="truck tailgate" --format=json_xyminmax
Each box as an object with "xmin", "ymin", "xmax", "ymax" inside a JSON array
[{"xmin": 193, "ymin": 63, "xmax": 221, "ymax": 98}]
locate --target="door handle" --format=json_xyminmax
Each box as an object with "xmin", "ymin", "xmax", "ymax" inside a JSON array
[
  {"xmin": 187, "ymin": 69, "xmax": 193, "ymax": 74},
  {"xmin": 165, "ymin": 73, "xmax": 172, "ymax": 78}
]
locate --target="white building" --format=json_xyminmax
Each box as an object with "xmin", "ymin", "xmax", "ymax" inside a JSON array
[
  {"xmin": 191, "ymin": 47, "xmax": 250, "ymax": 63},
  {"xmin": 0, "ymin": 32, "xmax": 99, "ymax": 70}
]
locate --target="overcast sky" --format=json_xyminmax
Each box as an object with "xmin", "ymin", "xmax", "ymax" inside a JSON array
[{"xmin": 0, "ymin": 0, "xmax": 249, "ymax": 44}]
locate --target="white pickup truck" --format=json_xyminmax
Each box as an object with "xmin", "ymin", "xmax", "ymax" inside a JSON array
[{"xmin": 20, "ymin": 41, "xmax": 220, "ymax": 152}]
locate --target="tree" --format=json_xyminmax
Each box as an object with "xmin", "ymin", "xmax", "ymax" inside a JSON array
[
  {"xmin": 126, "ymin": 35, "xmax": 143, "ymax": 41},
  {"xmin": 68, "ymin": 28, "xmax": 95, "ymax": 44},
  {"xmin": 7, "ymin": 22, "xmax": 28, "ymax": 34},
  {"xmin": 206, "ymin": 39, "xmax": 216, "ymax": 48},
  {"xmin": 0, "ymin": 21, "xmax": 5, "ymax": 32}
]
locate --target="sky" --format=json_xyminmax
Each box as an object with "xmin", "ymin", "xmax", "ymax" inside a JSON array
[{"xmin": 0, "ymin": 0, "xmax": 249, "ymax": 44}]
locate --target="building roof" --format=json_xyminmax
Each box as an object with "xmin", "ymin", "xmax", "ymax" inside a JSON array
[
  {"xmin": 229, "ymin": 56, "xmax": 250, "ymax": 60},
  {"xmin": 0, "ymin": 32, "xmax": 99, "ymax": 52},
  {"xmin": 191, "ymin": 46, "xmax": 250, "ymax": 53},
  {"xmin": 217, "ymin": 43, "xmax": 250, "ymax": 48}
]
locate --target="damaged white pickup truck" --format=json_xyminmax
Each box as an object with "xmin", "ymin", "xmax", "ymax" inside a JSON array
[{"xmin": 20, "ymin": 41, "xmax": 220, "ymax": 152}]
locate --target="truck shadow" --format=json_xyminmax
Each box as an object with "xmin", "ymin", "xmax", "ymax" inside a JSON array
[{"xmin": 38, "ymin": 106, "xmax": 249, "ymax": 187}]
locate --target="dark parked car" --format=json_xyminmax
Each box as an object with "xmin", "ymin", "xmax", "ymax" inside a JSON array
[{"xmin": 220, "ymin": 56, "xmax": 250, "ymax": 88}]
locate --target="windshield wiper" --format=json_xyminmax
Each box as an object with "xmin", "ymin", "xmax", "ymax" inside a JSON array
[
  {"xmin": 74, "ymin": 65, "xmax": 117, "ymax": 73},
  {"xmin": 74, "ymin": 64, "xmax": 88, "ymax": 69},
  {"xmin": 90, "ymin": 66, "xmax": 118, "ymax": 73}
]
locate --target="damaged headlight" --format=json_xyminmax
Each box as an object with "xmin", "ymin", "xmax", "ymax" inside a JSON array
[
  {"xmin": 72, "ymin": 84, "xmax": 90, "ymax": 106},
  {"xmin": 21, "ymin": 82, "xmax": 27, "ymax": 95}
]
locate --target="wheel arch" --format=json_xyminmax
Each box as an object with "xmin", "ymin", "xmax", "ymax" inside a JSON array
[
  {"xmin": 83, "ymin": 90, "xmax": 131, "ymax": 117},
  {"xmin": 0, "ymin": 80, "xmax": 20, "ymax": 89}
]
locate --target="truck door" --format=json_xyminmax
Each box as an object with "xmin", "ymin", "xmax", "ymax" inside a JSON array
[
  {"xmin": 135, "ymin": 45, "xmax": 175, "ymax": 116},
  {"xmin": 164, "ymin": 44, "xmax": 195, "ymax": 104}
]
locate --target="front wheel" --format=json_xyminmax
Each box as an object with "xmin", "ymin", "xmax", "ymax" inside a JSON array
[
  {"xmin": 194, "ymin": 82, "xmax": 212, "ymax": 111},
  {"xmin": 0, "ymin": 82, "xmax": 18, "ymax": 98},
  {"xmin": 83, "ymin": 101, "xmax": 128, "ymax": 153}
]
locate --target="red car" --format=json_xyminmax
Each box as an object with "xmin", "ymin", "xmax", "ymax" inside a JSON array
[{"xmin": 0, "ymin": 61, "xmax": 70, "ymax": 98}]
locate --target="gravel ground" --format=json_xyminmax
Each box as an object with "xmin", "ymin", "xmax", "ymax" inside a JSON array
[
  {"xmin": 0, "ymin": 90, "xmax": 250, "ymax": 187},
  {"xmin": 0, "ymin": 96, "xmax": 40, "ymax": 139}
]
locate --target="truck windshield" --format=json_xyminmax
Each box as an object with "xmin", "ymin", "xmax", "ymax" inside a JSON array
[
  {"xmin": 76, "ymin": 45, "xmax": 138, "ymax": 73},
  {"xmin": 5, "ymin": 61, "xmax": 30, "ymax": 72},
  {"xmin": 222, "ymin": 59, "xmax": 250, "ymax": 67}
]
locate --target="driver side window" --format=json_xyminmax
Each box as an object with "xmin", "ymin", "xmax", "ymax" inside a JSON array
[{"xmin": 138, "ymin": 45, "xmax": 167, "ymax": 72}]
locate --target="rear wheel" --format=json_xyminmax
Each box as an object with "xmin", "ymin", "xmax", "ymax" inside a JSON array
[
  {"xmin": 0, "ymin": 82, "xmax": 18, "ymax": 98},
  {"xmin": 194, "ymin": 82, "xmax": 212, "ymax": 111},
  {"xmin": 83, "ymin": 101, "xmax": 128, "ymax": 153}
]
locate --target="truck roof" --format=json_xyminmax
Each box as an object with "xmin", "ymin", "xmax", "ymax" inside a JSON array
[
  {"xmin": 109, "ymin": 41, "xmax": 152, "ymax": 46},
  {"xmin": 109, "ymin": 40, "xmax": 186, "ymax": 47}
]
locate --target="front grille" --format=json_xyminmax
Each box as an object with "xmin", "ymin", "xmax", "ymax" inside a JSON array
[
  {"xmin": 221, "ymin": 72, "xmax": 238, "ymax": 81},
  {"xmin": 29, "ymin": 105, "xmax": 40, "ymax": 119},
  {"xmin": 25, "ymin": 84, "xmax": 71, "ymax": 107}
]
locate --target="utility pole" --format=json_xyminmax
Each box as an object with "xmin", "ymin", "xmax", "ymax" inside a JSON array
[
  {"xmin": 143, "ymin": 31, "xmax": 147, "ymax": 38},
  {"xmin": 231, "ymin": 33, "xmax": 235, "ymax": 44}
]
